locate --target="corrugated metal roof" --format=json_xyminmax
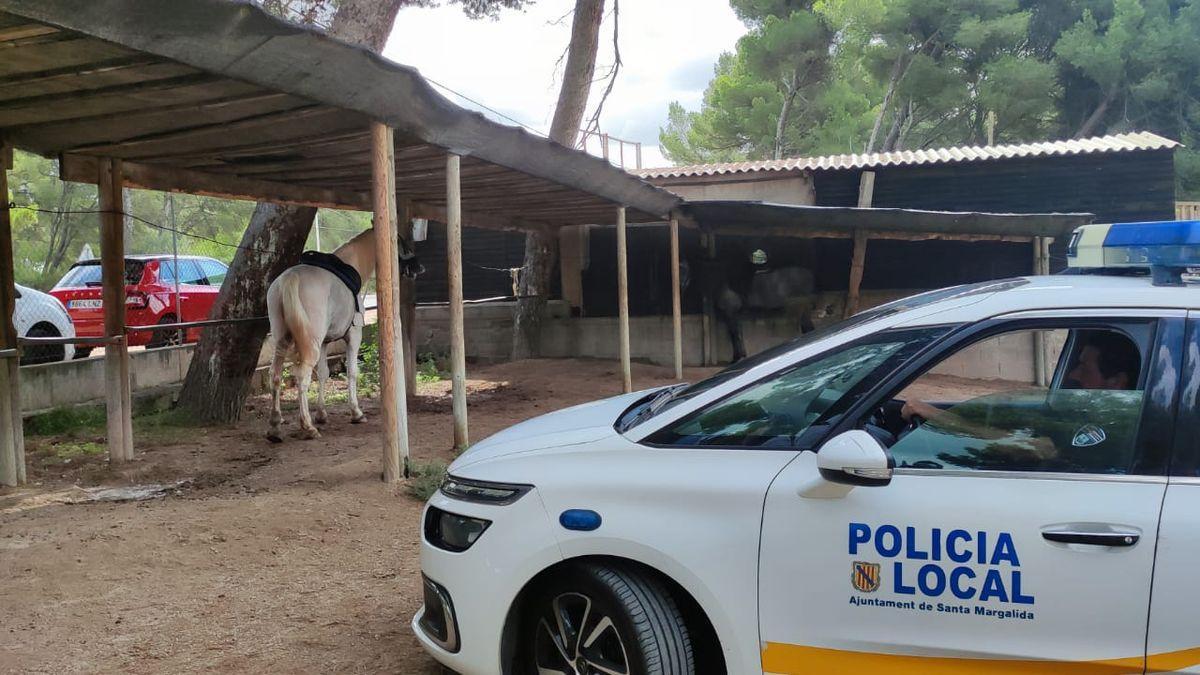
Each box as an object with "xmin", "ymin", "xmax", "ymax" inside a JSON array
[{"xmin": 635, "ymin": 132, "xmax": 1180, "ymax": 179}]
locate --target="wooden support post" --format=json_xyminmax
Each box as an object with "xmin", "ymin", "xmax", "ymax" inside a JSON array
[
  {"xmin": 701, "ymin": 234, "xmax": 715, "ymax": 365},
  {"xmin": 372, "ymin": 122, "xmax": 409, "ymax": 483},
  {"xmin": 98, "ymin": 158, "xmax": 133, "ymax": 462},
  {"xmin": 398, "ymin": 198, "xmax": 417, "ymax": 395},
  {"xmin": 616, "ymin": 206, "xmax": 631, "ymax": 392},
  {"xmin": 0, "ymin": 141, "xmax": 24, "ymax": 486},
  {"xmin": 446, "ymin": 153, "xmax": 469, "ymax": 449},
  {"xmin": 669, "ymin": 217, "xmax": 683, "ymax": 380},
  {"xmin": 845, "ymin": 171, "xmax": 876, "ymax": 319},
  {"xmin": 1032, "ymin": 236, "xmax": 1050, "ymax": 386}
]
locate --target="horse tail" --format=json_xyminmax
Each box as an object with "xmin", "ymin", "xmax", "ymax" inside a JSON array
[{"xmin": 280, "ymin": 272, "xmax": 318, "ymax": 366}]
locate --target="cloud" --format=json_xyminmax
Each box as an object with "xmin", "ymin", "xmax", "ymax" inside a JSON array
[{"xmin": 382, "ymin": 0, "xmax": 745, "ymax": 167}]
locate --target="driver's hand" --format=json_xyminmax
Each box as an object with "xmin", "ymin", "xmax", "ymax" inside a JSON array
[{"xmin": 901, "ymin": 400, "xmax": 938, "ymax": 421}]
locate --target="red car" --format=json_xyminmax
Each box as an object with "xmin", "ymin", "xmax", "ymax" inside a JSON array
[{"xmin": 51, "ymin": 255, "xmax": 228, "ymax": 357}]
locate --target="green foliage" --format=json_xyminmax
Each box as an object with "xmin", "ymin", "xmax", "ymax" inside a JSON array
[
  {"xmin": 664, "ymin": 0, "xmax": 1200, "ymax": 196},
  {"xmin": 416, "ymin": 353, "xmax": 444, "ymax": 384},
  {"xmin": 406, "ymin": 461, "xmax": 450, "ymax": 502},
  {"xmin": 24, "ymin": 406, "xmax": 107, "ymax": 437},
  {"xmin": 45, "ymin": 441, "xmax": 106, "ymax": 460},
  {"xmin": 358, "ymin": 340, "xmax": 381, "ymax": 396}
]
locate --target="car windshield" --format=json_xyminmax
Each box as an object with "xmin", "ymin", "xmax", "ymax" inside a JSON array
[
  {"xmin": 55, "ymin": 261, "xmax": 144, "ymax": 288},
  {"xmin": 619, "ymin": 279, "xmax": 1019, "ymax": 431}
]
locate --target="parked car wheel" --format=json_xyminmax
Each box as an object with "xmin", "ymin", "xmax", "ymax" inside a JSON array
[
  {"xmin": 21, "ymin": 323, "xmax": 64, "ymax": 365},
  {"xmin": 521, "ymin": 562, "xmax": 694, "ymax": 675},
  {"xmin": 74, "ymin": 347, "xmax": 93, "ymax": 360},
  {"xmin": 147, "ymin": 315, "xmax": 181, "ymax": 349}
]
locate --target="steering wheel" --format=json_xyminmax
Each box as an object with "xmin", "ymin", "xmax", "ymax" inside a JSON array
[{"xmin": 896, "ymin": 413, "xmax": 925, "ymax": 441}]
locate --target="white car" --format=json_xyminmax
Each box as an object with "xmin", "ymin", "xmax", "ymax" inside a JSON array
[
  {"xmin": 13, "ymin": 283, "xmax": 75, "ymax": 365},
  {"xmin": 414, "ymin": 221, "xmax": 1200, "ymax": 675}
]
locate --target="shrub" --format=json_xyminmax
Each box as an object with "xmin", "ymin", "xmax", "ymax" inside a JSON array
[{"xmin": 406, "ymin": 460, "xmax": 449, "ymax": 502}]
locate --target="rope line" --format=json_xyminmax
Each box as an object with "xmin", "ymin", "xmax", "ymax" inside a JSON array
[{"xmin": 5, "ymin": 202, "xmax": 277, "ymax": 255}]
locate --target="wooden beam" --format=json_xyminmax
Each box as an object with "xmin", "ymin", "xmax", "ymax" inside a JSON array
[
  {"xmin": 0, "ymin": 54, "xmax": 160, "ymax": 88},
  {"xmin": 98, "ymin": 157, "xmax": 133, "ymax": 463},
  {"xmin": 0, "ymin": 73, "xmax": 220, "ymax": 113},
  {"xmin": 60, "ymin": 153, "xmax": 370, "ymax": 210},
  {"xmin": 398, "ymin": 198, "xmax": 417, "ymax": 395},
  {"xmin": 844, "ymin": 172, "xmax": 875, "ymax": 319},
  {"xmin": 0, "ymin": 141, "xmax": 23, "ymax": 486},
  {"xmin": 617, "ymin": 206, "xmax": 631, "ymax": 393},
  {"xmin": 11, "ymin": 90, "xmax": 294, "ymax": 138},
  {"xmin": 446, "ymin": 153, "xmax": 469, "ymax": 450},
  {"xmin": 844, "ymin": 229, "xmax": 868, "ymax": 319},
  {"xmin": 680, "ymin": 202, "xmax": 1091, "ymax": 240},
  {"xmin": 669, "ymin": 216, "xmax": 683, "ymax": 380},
  {"xmin": 0, "ymin": 23, "xmax": 59, "ymax": 42},
  {"xmin": 371, "ymin": 122, "xmax": 407, "ymax": 483},
  {"xmin": 68, "ymin": 104, "xmax": 326, "ymax": 155},
  {"xmin": 409, "ymin": 201, "xmax": 554, "ymax": 234},
  {"xmin": 699, "ymin": 223, "xmax": 1034, "ymax": 242}
]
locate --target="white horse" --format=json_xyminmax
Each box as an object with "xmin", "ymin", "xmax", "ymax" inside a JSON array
[{"xmin": 265, "ymin": 228, "xmax": 421, "ymax": 442}]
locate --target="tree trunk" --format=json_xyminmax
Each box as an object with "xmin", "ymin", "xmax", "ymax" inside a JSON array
[
  {"xmin": 867, "ymin": 55, "xmax": 906, "ymax": 153},
  {"xmin": 1074, "ymin": 84, "xmax": 1119, "ymax": 139},
  {"xmin": 175, "ymin": 0, "xmax": 402, "ymax": 423},
  {"xmin": 513, "ymin": 0, "xmax": 605, "ymax": 360},
  {"xmin": 773, "ymin": 69, "xmax": 801, "ymax": 160}
]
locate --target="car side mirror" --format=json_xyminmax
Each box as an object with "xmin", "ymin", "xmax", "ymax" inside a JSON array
[
  {"xmin": 796, "ymin": 429, "xmax": 895, "ymax": 500},
  {"xmin": 817, "ymin": 429, "xmax": 893, "ymax": 487}
]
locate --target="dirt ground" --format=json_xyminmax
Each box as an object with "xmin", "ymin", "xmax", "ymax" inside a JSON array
[
  {"xmin": 0, "ymin": 358, "xmax": 718, "ymax": 675},
  {"xmin": 0, "ymin": 356, "xmax": 1008, "ymax": 675}
]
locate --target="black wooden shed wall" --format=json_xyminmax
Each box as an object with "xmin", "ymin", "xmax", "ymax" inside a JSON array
[
  {"xmin": 579, "ymin": 148, "xmax": 1176, "ymax": 317},
  {"xmin": 413, "ymin": 222, "xmax": 537, "ymax": 303}
]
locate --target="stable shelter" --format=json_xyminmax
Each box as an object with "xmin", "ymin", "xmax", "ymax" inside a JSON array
[{"xmin": 0, "ymin": 0, "xmax": 679, "ymax": 486}]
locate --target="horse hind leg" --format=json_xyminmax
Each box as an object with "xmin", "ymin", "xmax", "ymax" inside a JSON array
[
  {"xmin": 345, "ymin": 325, "xmax": 366, "ymax": 423},
  {"xmin": 313, "ymin": 342, "xmax": 330, "ymax": 426},
  {"xmin": 266, "ymin": 344, "xmax": 287, "ymax": 443}
]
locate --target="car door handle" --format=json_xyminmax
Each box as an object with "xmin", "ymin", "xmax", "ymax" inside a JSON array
[{"xmin": 1041, "ymin": 530, "xmax": 1140, "ymax": 547}]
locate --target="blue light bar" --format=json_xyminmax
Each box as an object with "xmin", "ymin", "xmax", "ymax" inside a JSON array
[{"xmin": 1066, "ymin": 220, "xmax": 1200, "ymax": 286}]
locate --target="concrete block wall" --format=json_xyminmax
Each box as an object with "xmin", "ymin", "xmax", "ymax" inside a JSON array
[{"xmin": 20, "ymin": 344, "xmax": 195, "ymax": 414}]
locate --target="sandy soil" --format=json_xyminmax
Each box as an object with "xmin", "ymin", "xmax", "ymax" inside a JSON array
[
  {"xmin": 0, "ymin": 355, "xmax": 1006, "ymax": 675},
  {"xmin": 0, "ymin": 358, "xmax": 717, "ymax": 675}
]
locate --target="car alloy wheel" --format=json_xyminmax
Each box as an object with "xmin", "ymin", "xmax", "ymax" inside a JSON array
[
  {"xmin": 535, "ymin": 591, "xmax": 631, "ymax": 675},
  {"xmin": 522, "ymin": 562, "xmax": 694, "ymax": 675}
]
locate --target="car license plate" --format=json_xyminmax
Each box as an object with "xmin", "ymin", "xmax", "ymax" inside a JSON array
[{"xmin": 69, "ymin": 299, "xmax": 102, "ymax": 309}]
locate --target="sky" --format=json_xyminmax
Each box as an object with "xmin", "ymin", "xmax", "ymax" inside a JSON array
[{"xmin": 383, "ymin": 0, "xmax": 748, "ymax": 169}]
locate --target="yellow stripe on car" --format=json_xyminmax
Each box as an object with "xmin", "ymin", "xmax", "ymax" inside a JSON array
[{"xmin": 762, "ymin": 642, "xmax": 1200, "ymax": 674}]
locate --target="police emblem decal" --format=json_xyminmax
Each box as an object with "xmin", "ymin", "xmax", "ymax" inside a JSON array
[
  {"xmin": 1072, "ymin": 424, "xmax": 1107, "ymax": 448},
  {"xmin": 851, "ymin": 561, "xmax": 881, "ymax": 593}
]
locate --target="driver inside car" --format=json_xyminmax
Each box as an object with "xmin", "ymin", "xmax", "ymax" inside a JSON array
[{"xmin": 893, "ymin": 330, "xmax": 1142, "ymax": 465}]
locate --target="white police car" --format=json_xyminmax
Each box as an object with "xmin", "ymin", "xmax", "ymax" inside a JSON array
[{"xmin": 415, "ymin": 221, "xmax": 1200, "ymax": 674}]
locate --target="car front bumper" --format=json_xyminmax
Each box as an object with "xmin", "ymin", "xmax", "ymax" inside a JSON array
[{"xmin": 413, "ymin": 486, "xmax": 563, "ymax": 675}]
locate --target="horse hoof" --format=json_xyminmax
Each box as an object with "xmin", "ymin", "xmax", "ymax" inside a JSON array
[
  {"xmin": 314, "ymin": 415, "xmax": 328, "ymax": 426},
  {"xmin": 266, "ymin": 433, "xmax": 283, "ymax": 444},
  {"xmin": 303, "ymin": 428, "xmax": 322, "ymax": 440},
  {"xmin": 351, "ymin": 414, "xmax": 366, "ymax": 425}
]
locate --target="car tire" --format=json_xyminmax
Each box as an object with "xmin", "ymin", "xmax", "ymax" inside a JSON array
[
  {"xmin": 74, "ymin": 347, "xmax": 92, "ymax": 360},
  {"xmin": 521, "ymin": 562, "xmax": 695, "ymax": 675},
  {"xmin": 21, "ymin": 323, "xmax": 64, "ymax": 365},
  {"xmin": 147, "ymin": 315, "xmax": 181, "ymax": 349}
]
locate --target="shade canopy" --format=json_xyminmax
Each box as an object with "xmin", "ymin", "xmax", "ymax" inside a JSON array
[
  {"xmin": 677, "ymin": 201, "xmax": 1095, "ymax": 240},
  {"xmin": 0, "ymin": 0, "xmax": 681, "ymax": 228}
]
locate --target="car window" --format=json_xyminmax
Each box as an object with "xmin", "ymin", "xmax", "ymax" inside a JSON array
[
  {"xmin": 176, "ymin": 260, "xmax": 207, "ymax": 285},
  {"xmin": 55, "ymin": 261, "xmax": 144, "ymax": 288},
  {"xmin": 646, "ymin": 327, "xmax": 949, "ymax": 448},
  {"xmin": 640, "ymin": 279, "xmax": 1025, "ymax": 422},
  {"xmin": 881, "ymin": 326, "xmax": 1151, "ymax": 475},
  {"xmin": 200, "ymin": 260, "xmax": 227, "ymax": 286},
  {"xmin": 158, "ymin": 260, "xmax": 177, "ymax": 284}
]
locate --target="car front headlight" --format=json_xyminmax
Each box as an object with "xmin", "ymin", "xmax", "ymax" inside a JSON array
[
  {"xmin": 424, "ymin": 506, "xmax": 490, "ymax": 552},
  {"xmin": 439, "ymin": 475, "xmax": 531, "ymax": 505}
]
